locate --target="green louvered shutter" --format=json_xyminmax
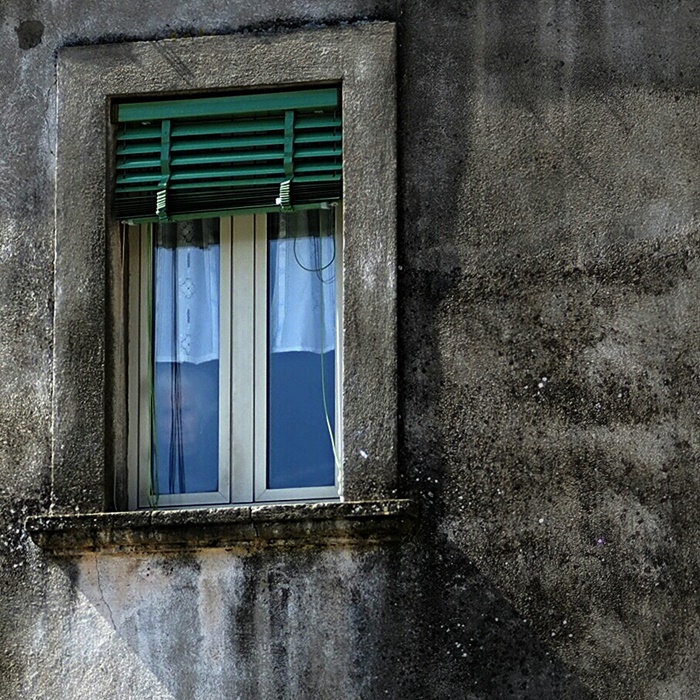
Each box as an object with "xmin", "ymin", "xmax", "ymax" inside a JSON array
[{"xmin": 114, "ymin": 87, "xmax": 342, "ymax": 222}]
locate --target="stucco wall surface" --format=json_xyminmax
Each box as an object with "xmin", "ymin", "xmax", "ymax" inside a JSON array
[{"xmin": 1, "ymin": 1, "xmax": 700, "ymax": 699}]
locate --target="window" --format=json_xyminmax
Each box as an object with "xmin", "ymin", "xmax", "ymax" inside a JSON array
[
  {"xmin": 51, "ymin": 24, "xmax": 397, "ymax": 515},
  {"xmin": 127, "ymin": 210, "xmax": 342, "ymax": 508},
  {"xmin": 118, "ymin": 89, "xmax": 343, "ymax": 507}
]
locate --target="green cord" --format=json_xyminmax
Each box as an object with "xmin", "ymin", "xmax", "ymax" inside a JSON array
[{"xmin": 316, "ymin": 223, "xmax": 342, "ymax": 477}]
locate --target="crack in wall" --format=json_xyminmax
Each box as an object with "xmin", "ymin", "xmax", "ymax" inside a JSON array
[{"xmin": 94, "ymin": 556, "xmax": 117, "ymax": 630}]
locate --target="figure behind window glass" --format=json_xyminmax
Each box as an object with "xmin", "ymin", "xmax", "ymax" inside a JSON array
[{"xmin": 152, "ymin": 218, "xmax": 220, "ymax": 495}]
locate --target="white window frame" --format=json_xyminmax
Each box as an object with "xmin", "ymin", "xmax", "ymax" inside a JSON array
[{"xmin": 127, "ymin": 209, "xmax": 343, "ymax": 509}]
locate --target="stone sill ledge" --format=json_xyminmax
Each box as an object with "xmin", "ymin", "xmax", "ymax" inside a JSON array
[{"xmin": 25, "ymin": 500, "xmax": 417, "ymax": 555}]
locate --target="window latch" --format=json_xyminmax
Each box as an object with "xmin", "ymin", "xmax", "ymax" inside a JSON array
[
  {"xmin": 156, "ymin": 187, "xmax": 168, "ymax": 222},
  {"xmin": 276, "ymin": 179, "xmax": 293, "ymax": 211}
]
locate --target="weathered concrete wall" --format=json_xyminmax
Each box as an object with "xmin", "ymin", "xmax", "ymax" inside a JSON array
[
  {"xmin": 1, "ymin": 0, "xmax": 700, "ymax": 698},
  {"xmin": 399, "ymin": 2, "xmax": 700, "ymax": 697}
]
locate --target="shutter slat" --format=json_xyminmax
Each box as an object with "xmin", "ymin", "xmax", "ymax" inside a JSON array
[
  {"xmin": 117, "ymin": 142, "xmax": 161, "ymax": 155},
  {"xmin": 117, "ymin": 126, "xmax": 162, "ymax": 140},
  {"xmin": 170, "ymin": 164, "xmax": 286, "ymax": 181},
  {"xmin": 171, "ymin": 151, "xmax": 285, "ymax": 167},
  {"xmin": 294, "ymin": 147, "xmax": 342, "ymax": 159},
  {"xmin": 171, "ymin": 135, "xmax": 286, "ymax": 152},
  {"xmin": 116, "ymin": 159, "xmax": 161, "ymax": 170},
  {"xmin": 294, "ymin": 162, "xmax": 343, "ymax": 174},
  {"xmin": 296, "ymin": 115, "xmax": 342, "ymax": 129},
  {"xmin": 294, "ymin": 133, "xmax": 342, "ymax": 145},
  {"xmin": 116, "ymin": 172, "xmax": 163, "ymax": 185},
  {"xmin": 172, "ymin": 117, "xmax": 284, "ymax": 137},
  {"xmin": 169, "ymin": 176, "xmax": 289, "ymax": 190}
]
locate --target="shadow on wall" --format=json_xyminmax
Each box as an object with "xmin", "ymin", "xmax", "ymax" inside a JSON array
[
  {"xmin": 45, "ymin": 538, "xmax": 595, "ymax": 700},
  {"xmin": 395, "ymin": 1, "xmax": 700, "ymax": 699}
]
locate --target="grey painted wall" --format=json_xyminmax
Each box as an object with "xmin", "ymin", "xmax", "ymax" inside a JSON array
[{"xmin": 2, "ymin": 1, "xmax": 700, "ymax": 698}]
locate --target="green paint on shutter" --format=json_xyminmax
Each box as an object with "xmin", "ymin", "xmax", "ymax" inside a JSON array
[{"xmin": 114, "ymin": 87, "xmax": 342, "ymax": 222}]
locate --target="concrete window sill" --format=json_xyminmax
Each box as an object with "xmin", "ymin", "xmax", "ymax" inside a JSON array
[{"xmin": 25, "ymin": 500, "xmax": 417, "ymax": 555}]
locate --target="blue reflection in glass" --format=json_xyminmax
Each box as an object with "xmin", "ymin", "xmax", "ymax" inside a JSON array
[
  {"xmin": 267, "ymin": 210, "xmax": 337, "ymax": 490},
  {"xmin": 152, "ymin": 361, "xmax": 219, "ymax": 494}
]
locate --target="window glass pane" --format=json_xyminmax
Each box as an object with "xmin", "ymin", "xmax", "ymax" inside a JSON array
[
  {"xmin": 150, "ymin": 219, "xmax": 220, "ymax": 496},
  {"xmin": 267, "ymin": 210, "xmax": 337, "ymax": 489}
]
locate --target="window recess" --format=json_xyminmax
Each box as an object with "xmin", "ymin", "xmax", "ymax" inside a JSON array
[{"xmin": 120, "ymin": 87, "xmax": 344, "ymax": 510}]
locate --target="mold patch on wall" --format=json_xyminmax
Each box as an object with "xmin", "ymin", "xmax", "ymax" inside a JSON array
[{"xmin": 15, "ymin": 20, "xmax": 44, "ymax": 49}]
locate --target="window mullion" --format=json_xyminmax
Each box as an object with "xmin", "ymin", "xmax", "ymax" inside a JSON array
[{"xmin": 230, "ymin": 215, "xmax": 255, "ymax": 503}]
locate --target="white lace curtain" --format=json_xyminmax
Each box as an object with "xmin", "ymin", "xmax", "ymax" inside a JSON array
[
  {"xmin": 153, "ymin": 213, "xmax": 336, "ymax": 364},
  {"xmin": 154, "ymin": 219, "xmax": 221, "ymax": 364},
  {"xmin": 269, "ymin": 211, "xmax": 336, "ymax": 354}
]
